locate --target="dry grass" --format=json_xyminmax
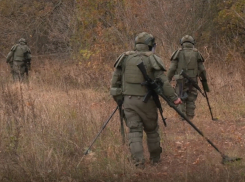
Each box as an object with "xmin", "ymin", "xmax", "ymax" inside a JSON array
[{"xmin": 0, "ymin": 54, "xmax": 244, "ymax": 182}]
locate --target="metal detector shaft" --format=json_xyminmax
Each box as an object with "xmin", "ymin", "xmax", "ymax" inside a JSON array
[
  {"xmin": 84, "ymin": 106, "xmax": 118, "ymax": 155},
  {"xmin": 173, "ymin": 100, "xmax": 241, "ymax": 164},
  {"xmin": 203, "ymin": 90, "xmax": 216, "ymax": 120},
  {"xmin": 181, "ymin": 71, "xmax": 217, "ymax": 121},
  {"xmin": 119, "ymin": 105, "xmax": 125, "ymax": 144},
  {"xmin": 158, "ymin": 92, "xmax": 225, "ymax": 157}
]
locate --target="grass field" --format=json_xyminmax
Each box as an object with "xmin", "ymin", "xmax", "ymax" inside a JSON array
[{"xmin": 0, "ymin": 57, "xmax": 245, "ymax": 182}]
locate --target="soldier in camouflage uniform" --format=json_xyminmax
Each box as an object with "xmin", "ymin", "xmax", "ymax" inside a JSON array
[
  {"xmin": 6, "ymin": 38, "xmax": 31, "ymax": 82},
  {"xmin": 110, "ymin": 32, "xmax": 181, "ymax": 169},
  {"xmin": 167, "ymin": 35, "xmax": 209, "ymax": 120}
]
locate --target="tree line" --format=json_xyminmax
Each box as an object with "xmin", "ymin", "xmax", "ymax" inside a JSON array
[{"xmin": 0, "ymin": 0, "xmax": 244, "ymax": 61}]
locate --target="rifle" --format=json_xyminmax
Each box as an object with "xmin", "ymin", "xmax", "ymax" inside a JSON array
[
  {"xmin": 139, "ymin": 63, "xmax": 167, "ymax": 127},
  {"xmin": 84, "ymin": 106, "xmax": 118, "ymax": 155},
  {"xmin": 179, "ymin": 70, "xmax": 205, "ymax": 97},
  {"xmin": 153, "ymin": 95, "xmax": 167, "ymax": 127},
  {"xmin": 180, "ymin": 70, "xmax": 217, "ymax": 121},
  {"xmin": 137, "ymin": 61, "xmax": 241, "ymax": 164}
]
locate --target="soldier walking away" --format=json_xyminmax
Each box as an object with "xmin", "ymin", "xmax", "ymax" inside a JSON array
[
  {"xmin": 6, "ymin": 38, "xmax": 31, "ymax": 82},
  {"xmin": 110, "ymin": 32, "xmax": 182, "ymax": 169},
  {"xmin": 167, "ymin": 35, "xmax": 209, "ymax": 120}
]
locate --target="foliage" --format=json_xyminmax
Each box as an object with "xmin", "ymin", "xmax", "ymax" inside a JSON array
[{"xmin": 216, "ymin": 0, "xmax": 245, "ymax": 53}]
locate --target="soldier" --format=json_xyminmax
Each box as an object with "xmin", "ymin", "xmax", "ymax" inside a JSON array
[
  {"xmin": 6, "ymin": 38, "xmax": 31, "ymax": 82},
  {"xmin": 110, "ymin": 32, "xmax": 182, "ymax": 169},
  {"xmin": 167, "ymin": 35, "xmax": 209, "ymax": 120}
]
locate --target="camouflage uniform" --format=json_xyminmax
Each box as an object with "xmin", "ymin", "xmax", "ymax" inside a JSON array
[
  {"xmin": 167, "ymin": 35, "xmax": 208, "ymax": 120},
  {"xmin": 110, "ymin": 32, "xmax": 178, "ymax": 168},
  {"xmin": 6, "ymin": 38, "xmax": 31, "ymax": 82}
]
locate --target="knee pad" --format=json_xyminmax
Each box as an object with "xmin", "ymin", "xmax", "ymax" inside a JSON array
[
  {"xmin": 145, "ymin": 126, "xmax": 160, "ymax": 143},
  {"xmin": 128, "ymin": 132, "xmax": 143, "ymax": 144},
  {"xmin": 145, "ymin": 129, "xmax": 161, "ymax": 154},
  {"xmin": 186, "ymin": 103, "xmax": 196, "ymax": 110},
  {"xmin": 187, "ymin": 93, "xmax": 197, "ymax": 102},
  {"xmin": 128, "ymin": 132, "xmax": 144, "ymax": 164},
  {"xmin": 146, "ymin": 132, "xmax": 160, "ymax": 143}
]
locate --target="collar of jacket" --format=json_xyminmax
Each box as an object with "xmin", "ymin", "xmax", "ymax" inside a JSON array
[
  {"xmin": 182, "ymin": 42, "xmax": 194, "ymax": 49},
  {"xmin": 135, "ymin": 44, "xmax": 149, "ymax": 51}
]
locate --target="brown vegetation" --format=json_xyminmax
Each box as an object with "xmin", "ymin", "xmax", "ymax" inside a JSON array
[{"xmin": 0, "ymin": 0, "xmax": 245, "ymax": 182}]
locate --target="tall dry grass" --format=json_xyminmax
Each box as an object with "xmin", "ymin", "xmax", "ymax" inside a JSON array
[
  {"xmin": 0, "ymin": 49, "xmax": 244, "ymax": 182},
  {"xmin": 0, "ymin": 58, "xmax": 133, "ymax": 182}
]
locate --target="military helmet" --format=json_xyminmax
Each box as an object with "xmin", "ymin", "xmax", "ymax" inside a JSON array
[
  {"xmin": 19, "ymin": 38, "xmax": 27, "ymax": 44},
  {"xmin": 135, "ymin": 32, "xmax": 156, "ymax": 47},
  {"xmin": 180, "ymin": 35, "xmax": 195, "ymax": 45}
]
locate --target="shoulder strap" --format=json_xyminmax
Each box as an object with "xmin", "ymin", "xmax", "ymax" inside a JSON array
[
  {"xmin": 11, "ymin": 44, "xmax": 19, "ymax": 52},
  {"xmin": 170, "ymin": 48, "xmax": 182, "ymax": 61},
  {"xmin": 149, "ymin": 54, "xmax": 166, "ymax": 71},
  {"xmin": 114, "ymin": 51, "xmax": 137, "ymax": 68}
]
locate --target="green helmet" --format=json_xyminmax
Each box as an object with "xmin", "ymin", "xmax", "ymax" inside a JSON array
[
  {"xmin": 135, "ymin": 32, "xmax": 155, "ymax": 47},
  {"xmin": 19, "ymin": 38, "xmax": 27, "ymax": 44},
  {"xmin": 180, "ymin": 35, "xmax": 195, "ymax": 45}
]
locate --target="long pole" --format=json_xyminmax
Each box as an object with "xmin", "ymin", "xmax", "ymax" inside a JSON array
[
  {"xmin": 159, "ymin": 93, "xmax": 225, "ymax": 157},
  {"xmin": 84, "ymin": 106, "xmax": 118, "ymax": 155},
  {"xmin": 203, "ymin": 90, "xmax": 217, "ymax": 120}
]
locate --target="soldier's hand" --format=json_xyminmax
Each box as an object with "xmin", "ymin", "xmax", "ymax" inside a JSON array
[{"xmin": 174, "ymin": 98, "xmax": 182, "ymax": 105}]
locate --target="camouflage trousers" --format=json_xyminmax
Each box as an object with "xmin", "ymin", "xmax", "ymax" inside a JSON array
[
  {"xmin": 12, "ymin": 61, "xmax": 28, "ymax": 82},
  {"xmin": 175, "ymin": 83, "xmax": 198, "ymax": 119},
  {"xmin": 123, "ymin": 95, "xmax": 162, "ymax": 166}
]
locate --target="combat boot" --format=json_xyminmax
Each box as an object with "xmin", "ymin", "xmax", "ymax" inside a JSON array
[
  {"xmin": 150, "ymin": 147, "xmax": 162, "ymax": 165},
  {"xmin": 186, "ymin": 115, "xmax": 194, "ymax": 120}
]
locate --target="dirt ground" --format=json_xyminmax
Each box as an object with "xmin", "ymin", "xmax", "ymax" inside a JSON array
[{"xmin": 124, "ymin": 116, "xmax": 245, "ymax": 182}]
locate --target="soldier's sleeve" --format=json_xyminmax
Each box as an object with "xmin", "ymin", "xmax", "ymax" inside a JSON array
[
  {"xmin": 198, "ymin": 62, "xmax": 207, "ymax": 81},
  {"xmin": 167, "ymin": 61, "xmax": 178, "ymax": 82},
  {"xmin": 110, "ymin": 53, "xmax": 127, "ymax": 96},
  {"xmin": 197, "ymin": 51, "xmax": 207, "ymax": 81},
  {"xmin": 161, "ymin": 74, "xmax": 178, "ymax": 102},
  {"xmin": 6, "ymin": 45, "xmax": 18, "ymax": 63},
  {"xmin": 167, "ymin": 49, "xmax": 180, "ymax": 82},
  {"xmin": 24, "ymin": 46, "xmax": 32, "ymax": 61},
  {"xmin": 150, "ymin": 55, "xmax": 166, "ymax": 71},
  {"xmin": 151, "ymin": 55, "xmax": 178, "ymax": 102},
  {"xmin": 197, "ymin": 51, "xmax": 205, "ymax": 62},
  {"xmin": 6, "ymin": 51, "xmax": 13, "ymax": 63}
]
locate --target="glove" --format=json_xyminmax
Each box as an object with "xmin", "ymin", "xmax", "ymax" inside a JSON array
[
  {"xmin": 201, "ymin": 81, "xmax": 210, "ymax": 92},
  {"xmin": 113, "ymin": 95, "xmax": 123, "ymax": 106}
]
